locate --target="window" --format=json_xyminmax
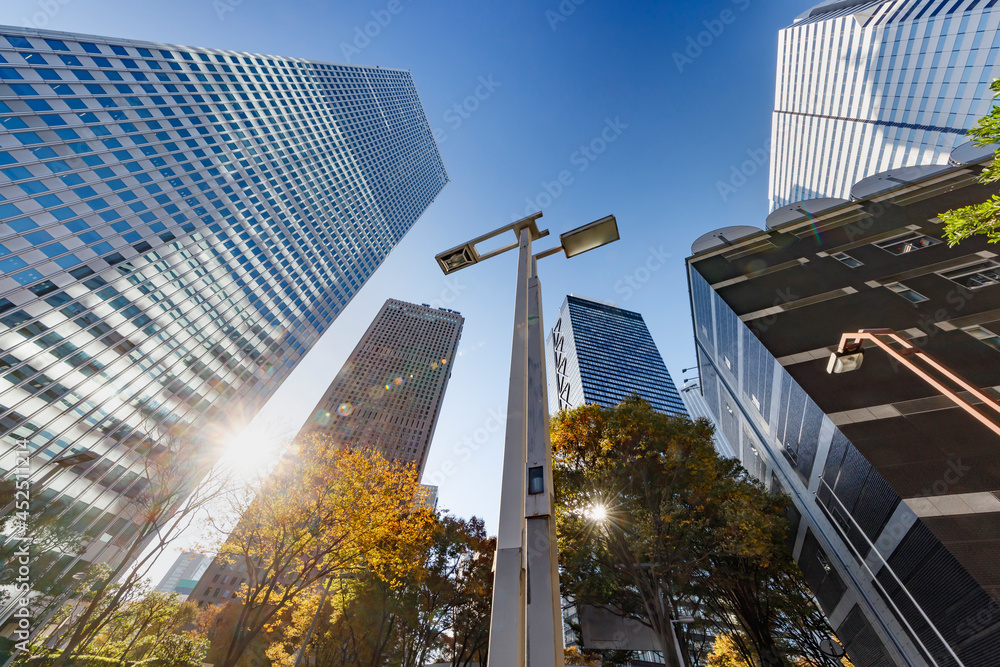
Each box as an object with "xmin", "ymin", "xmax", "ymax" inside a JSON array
[
  {"xmin": 939, "ymin": 260, "xmax": 1000, "ymax": 289},
  {"xmin": 885, "ymin": 281, "xmax": 928, "ymax": 303},
  {"xmin": 874, "ymin": 231, "xmax": 940, "ymax": 255},
  {"xmin": 964, "ymin": 325, "xmax": 1000, "ymax": 351},
  {"xmin": 831, "ymin": 251, "xmax": 862, "ymax": 268}
]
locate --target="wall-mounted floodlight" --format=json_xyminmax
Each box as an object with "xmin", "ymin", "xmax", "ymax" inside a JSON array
[
  {"xmin": 826, "ymin": 341, "xmax": 864, "ymax": 374},
  {"xmin": 560, "ymin": 214, "xmax": 620, "ymax": 258}
]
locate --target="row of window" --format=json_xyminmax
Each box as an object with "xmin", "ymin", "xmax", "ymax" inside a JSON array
[
  {"xmin": 830, "ymin": 230, "xmax": 1000, "ymax": 298},
  {"xmin": 829, "ymin": 230, "xmax": 1000, "ymax": 350}
]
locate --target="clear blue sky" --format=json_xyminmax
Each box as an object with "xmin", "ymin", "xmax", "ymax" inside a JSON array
[{"xmin": 0, "ymin": 0, "xmax": 807, "ymax": 574}]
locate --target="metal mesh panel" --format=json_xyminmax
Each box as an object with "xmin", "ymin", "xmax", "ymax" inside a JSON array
[
  {"xmin": 837, "ymin": 605, "xmax": 895, "ymax": 667},
  {"xmin": 878, "ymin": 520, "xmax": 1000, "ymax": 666},
  {"xmin": 798, "ymin": 529, "xmax": 847, "ymax": 615},
  {"xmin": 852, "ymin": 470, "xmax": 899, "ymax": 543}
]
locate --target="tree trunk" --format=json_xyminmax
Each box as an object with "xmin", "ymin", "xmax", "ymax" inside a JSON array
[
  {"xmin": 657, "ymin": 629, "xmax": 684, "ymax": 667},
  {"xmin": 50, "ymin": 537, "xmax": 148, "ymax": 667}
]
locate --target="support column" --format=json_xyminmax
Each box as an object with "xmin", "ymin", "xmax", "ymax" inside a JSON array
[
  {"xmin": 487, "ymin": 227, "xmax": 531, "ymax": 667},
  {"xmin": 525, "ymin": 259, "xmax": 564, "ymax": 667}
]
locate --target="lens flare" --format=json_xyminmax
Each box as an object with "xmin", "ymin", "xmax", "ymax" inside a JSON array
[
  {"xmin": 337, "ymin": 403, "xmax": 353, "ymax": 417},
  {"xmin": 585, "ymin": 504, "xmax": 609, "ymax": 523}
]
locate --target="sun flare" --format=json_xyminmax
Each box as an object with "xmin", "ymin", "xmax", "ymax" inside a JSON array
[
  {"xmin": 585, "ymin": 503, "xmax": 609, "ymax": 523},
  {"xmin": 219, "ymin": 419, "xmax": 289, "ymax": 478}
]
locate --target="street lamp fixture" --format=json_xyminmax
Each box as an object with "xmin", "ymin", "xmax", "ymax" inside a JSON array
[
  {"xmin": 435, "ymin": 211, "xmax": 619, "ymax": 667},
  {"xmin": 668, "ymin": 615, "xmax": 697, "ymax": 666},
  {"xmin": 51, "ymin": 451, "xmax": 99, "ymax": 469},
  {"xmin": 826, "ymin": 328, "xmax": 1000, "ymax": 437},
  {"xmin": 825, "ymin": 341, "xmax": 863, "ymax": 374},
  {"xmin": 559, "ymin": 214, "xmax": 620, "ymax": 258},
  {"xmin": 435, "ymin": 213, "xmax": 548, "ymax": 275}
]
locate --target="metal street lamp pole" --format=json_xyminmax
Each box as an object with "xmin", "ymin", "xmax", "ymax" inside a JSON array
[
  {"xmin": 668, "ymin": 617, "xmax": 695, "ymax": 667},
  {"xmin": 491, "ymin": 222, "xmax": 532, "ymax": 666},
  {"xmin": 435, "ymin": 212, "xmax": 619, "ymax": 667}
]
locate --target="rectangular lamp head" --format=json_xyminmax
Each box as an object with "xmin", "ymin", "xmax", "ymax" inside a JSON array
[
  {"xmin": 826, "ymin": 350, "xmax": 864, "ymax": 374},
  {"xmin": 54, "ymin": 451, "xmax": 99, "ymax": 467},
  {"xmin": 435, "ymin": 244, "xmax": 479, "ymax": 275},
  {"xmin": 561, "ymin": 214, "xmax": 619, "ymax": 258}
]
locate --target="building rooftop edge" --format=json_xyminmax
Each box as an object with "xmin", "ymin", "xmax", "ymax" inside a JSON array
[
  {"xmin": 0, "ymin": 23, "xmax": 414, "ymax": 73},
  {"xmin": 686, "ymin": 155, "xmax": 993, "ymax": 263},
  {"xmin": 566, "ymin": 293, "xmax": 623, "ymax": 310}
]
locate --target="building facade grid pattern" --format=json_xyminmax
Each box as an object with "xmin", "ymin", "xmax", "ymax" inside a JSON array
[
  {"xmin": 769, "ymin": 0, "xmax": 1000, "ymax": 209},
  {"xmin": 547, "ymin": 295, "xmax": 685, "ymax": 417},
  {"xmin": 0, "ymin": 24, "xmax": 446, "ymax": 611},
  {"xmin": 301, "ymin": 299, "xmax": 463, "ymax": 471}
]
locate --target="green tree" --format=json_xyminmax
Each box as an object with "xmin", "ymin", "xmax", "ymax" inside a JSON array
[
  {"xmin": 0, "ymin": 495, "xmax": 87, "ymax": 626},
  {"xmin": 262, "ymin": 513, "xmax": 494, "ymax": 667},
  {"xmin": 447, "ymin": 525, "xmax": 493, "ymax": 667},
  {"xmin": 94, "ymin": 589, "xmax": 198, "ymax": 662},
  {"xmin": 552, "ymin": 397, "xmax": 846, "ymax": 667},
  {"xmin": 150, "ymin": 633, "xmax": 211, "ymax": 667},
  {"xmin": 940, "ymin": 79, "xmax": 1000, "ymax": 245},
  {"xmin": 393, "ymin": 515, "xmax": 493, "ymax": 667},
  {"xmin": 553, "ymin": 398, "xmax": 760, "ymax": 666}
]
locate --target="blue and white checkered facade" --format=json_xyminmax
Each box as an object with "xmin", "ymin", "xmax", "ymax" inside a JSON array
[
  {"xmin": 769, "ymin": 0, "xmax": 1000, "ymax": 210},
  {"xmin": 0, "ymin": 24, "xmax": 446, "ymax": 600},
  {"xmin": 546, "ymin": 295, "xmax": 687, "ymax": 417}
]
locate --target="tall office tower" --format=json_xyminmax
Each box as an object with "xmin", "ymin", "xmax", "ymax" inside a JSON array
[
  {"xmin": 688, "ymin": 151, "xmax": 1000, "ymax": 665},
  {"xmin": 768, "ymin": 0, "xmax": 1000, "ymax": 210},
  {"xmin": 190, "ymin": 299, "xmax": 462, "ymax": 604},
  {"xmin": 154, "ymin": 552, "xmax": 213, "ymax": 599},
  {"xmin": 296, "ymin": 299, "xmax": 463, "ymax": 472},
  {"xmin": 0, "ymin": 24, "xmax": 446, "ymax": 626},
  {"xmin": 546, "ymin": 295, "xmax": 685, "ymax": 416}
]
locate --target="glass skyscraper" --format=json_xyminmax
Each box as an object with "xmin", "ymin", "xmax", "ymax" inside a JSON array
[
  {"xmin": 768, "ymin": 0, "xmax": 1000, "ymax": 210},
  {"xmin": 546, "ymin": 295, "xmax": 685, "ymax": 416},
  {"xmin": 153, "ymin": 551, "xmax": 213, "ymax": 599},
  {"xmin": 0, "ymin": 24, "xmax": 446, "ymax": 622}
]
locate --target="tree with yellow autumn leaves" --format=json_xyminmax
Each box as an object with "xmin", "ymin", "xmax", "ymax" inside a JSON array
[
  {"xmin": 205, "ymin": 434, "xmax": 435, "ymax": 667},
  {"xmin": 260, "ymin": 513, "xmax": 494, "ymax": 667}
]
